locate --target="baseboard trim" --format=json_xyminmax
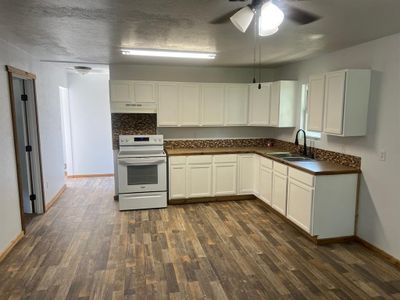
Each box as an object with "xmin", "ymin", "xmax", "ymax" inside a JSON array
[
  {"xmin": 355, "ymin": 237, "xmax": 400, "ymax": 269},
  {"xmin": 45, "ymin": 184, "xmax": 66, "ymax": 211},
  {"xmin": 315, "ymin": 236, "xmax": 355, "ymax": 245},
  {"xmin": 67, "ymin": 173, "xmax": 114, "ymax": 178},
  {"xmin": 168, "ymin": 194, "xmax": 256, "ymax": 205},
  {"xmin": 0, "ymin": 231, "xmax": 24, "ymax": 263}
]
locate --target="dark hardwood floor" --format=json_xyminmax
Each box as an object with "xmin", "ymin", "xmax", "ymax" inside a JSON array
[{"xmin": 1, "ymin": 177, "xmax": 400, "ymax": 299}]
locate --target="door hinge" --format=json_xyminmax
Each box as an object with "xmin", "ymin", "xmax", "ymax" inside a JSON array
[
  {"xmin": 25, "ymin": 145, "xmax": 32, "ymax": 152},
  {"xmin": 21, "ymin": 94, "xmax": 28, "ymax": 101},
  {"xmin": 30, "ymin": 194, "xmax": 36, "ymax": 201}
]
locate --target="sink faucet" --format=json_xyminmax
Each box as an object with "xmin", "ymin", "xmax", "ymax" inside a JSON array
[{"xmin": 294, "ymin": 129, "xmax": 307, "ymax": 156}]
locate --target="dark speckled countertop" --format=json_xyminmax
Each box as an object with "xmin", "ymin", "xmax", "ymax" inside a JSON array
[{"xmin": 165, "ymin": 147, "xmax": 361, "ymax": 175}]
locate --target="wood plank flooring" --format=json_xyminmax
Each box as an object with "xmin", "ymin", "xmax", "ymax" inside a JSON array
[{"xmin": 1, "ymin": 177, "xmax": 400, "ymax": 299}]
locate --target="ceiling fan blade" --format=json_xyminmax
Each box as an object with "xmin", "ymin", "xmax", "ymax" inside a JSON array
[
  {"xmin": 283, "ymin": 5, "xmax": 321, "ymax": 25},
  {"xmin": 209, "ymin": 7, "xmax": 243, "ymax": 24}
]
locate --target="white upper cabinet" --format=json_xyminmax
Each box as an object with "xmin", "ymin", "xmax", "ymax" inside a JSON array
[
  {"xmin": 224, "ymin": 84, "xmax": 248, "ymax": 126},
  {"xmin": 307, "ymin": 74, "xmax": 325, "ymax": 132},
  {"xmin": 323, "ymin": 69, "xmax": 371, "ymax": 136},
  {"xmin": 133, "ymin": 81, "xmax": 157, "ymax": 103},
  {"xmin": 324, "ymin": 71, "xmax": 346, "ymax": 135},
  {"xmin": 110, "ymin": 80, "xmax": 134, "ymax": 103},
  {"xmin": 201, "ymin": 84, "xmax": 225, "ymax": 126},
  {"xmin": 157, "ymin": 83, "xmax": 179, "ymax": 126},
  {"xmin": 269, "ymin": 81, "xmax": 297, "ymax": 128},
  {"xmin": 179, "ymin": 83, "xmax": 201, "ymax": 126},
  {"xmin": 110, "ymin": 80, "xmax": 157, "ymax": 113},
  {"xmin": 248, "ymin": 83, "xmax": 271, "ymax": 126}
]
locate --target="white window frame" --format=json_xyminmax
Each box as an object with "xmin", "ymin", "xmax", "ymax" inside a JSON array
[{"xmin": 300, "ymin": 84, "xmax": 321, "ymax": 140}]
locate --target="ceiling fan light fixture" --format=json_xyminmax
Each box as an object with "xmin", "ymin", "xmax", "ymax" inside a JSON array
[
  {"xmin": 258, "ymin": 1, "xmax": 284, "ymax": 36},
  {"xmin": 230, "ymin": 6, "xmax": 254, "ymax": 33},
  {"xmin": 258, "ymin": 24, "xmax": 279, "ymax": 37}
]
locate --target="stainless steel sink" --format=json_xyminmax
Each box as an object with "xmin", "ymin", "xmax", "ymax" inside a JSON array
[{"xmin": 268, "ymin": 152, "xmax": 295, "ymax": 158}]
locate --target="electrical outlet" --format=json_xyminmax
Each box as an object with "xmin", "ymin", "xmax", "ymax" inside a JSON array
[{"xmin": 379, "ymin": 150, "xmax": 387, "ymax": 161}]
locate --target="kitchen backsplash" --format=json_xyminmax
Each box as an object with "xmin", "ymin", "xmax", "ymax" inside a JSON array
[
  {"xmin": 111, "ymin": 113, "xmax": 156, "ymax": 149},
  {"xmin": 164, "ymin": 138, "xmax": 273, "ymax": 149},
  {"xmin": 165, "ymin": 138, "xmax": 361, "ymax": 169}
]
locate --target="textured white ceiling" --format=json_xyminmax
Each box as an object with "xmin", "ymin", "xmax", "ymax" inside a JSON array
[{"xmin": 1, "ymin": 0, "xmax": 400, "ymax": 67}]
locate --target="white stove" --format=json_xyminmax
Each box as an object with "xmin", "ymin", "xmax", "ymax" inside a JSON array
[{"xmin": 117, "ymin": 135, "xmax": 167, "ymax": 211}]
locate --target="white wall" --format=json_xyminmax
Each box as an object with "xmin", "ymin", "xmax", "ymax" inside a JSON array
[
  {"xmin": 274, "ymin": 33, "xmax": 400, "ymax": 260},
  {"xmin": 67, "ymin": 72, "xmax": 113, "ymax": 175},
  {"xmin": 110, "ymin": 64, "xmax": 277, "ymax": 139},
  {"xmin": 35, "ymin": 62, "xmax": 68, "ymax": 204},
  {"xmin": 110, "ymin": 64, "xmax": 275, "ymax": 83},
  {"xmin": 0, "ymin": 40, "xmax": 66, "ymax": 254}
]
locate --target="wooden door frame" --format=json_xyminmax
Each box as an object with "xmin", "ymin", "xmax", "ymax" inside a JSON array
[{"xmin": 6, "ymin": 65, "xmax": 46, "ymax": 232}]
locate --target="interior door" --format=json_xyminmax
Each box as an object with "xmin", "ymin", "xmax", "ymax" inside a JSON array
[{"xmin": 12, "ymin": 77, "xmax": 44, "ymax": 214}]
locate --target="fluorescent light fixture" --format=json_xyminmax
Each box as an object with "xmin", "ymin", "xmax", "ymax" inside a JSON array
[
  {"xmin": 230, "ymin": 6, "xmax": 255, "ymax": 33},
  {"xmin": 258, "ymin": 1, "xmax": 284, "ymax": 36},
  {"xmin": 121, "ymin": 49, "xmax": 216, "ymax": 59}
]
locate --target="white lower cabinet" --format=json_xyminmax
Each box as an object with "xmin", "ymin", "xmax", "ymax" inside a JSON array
[
  {"xmin": 259, "ymin": 158, "xmax": 273, "ymax": 205},
  {"xmin": 213, "ymin": 155, "xmax": 237, "ymax": 196},
  {"xmin": 238, "ymin": 155, "xmax": 255, "ymax": 194},
  {"xmin": 186, "ymin": 156, "xmax": 213, "ymax": 198},
  {"xmin": 287, "ymin": 179, "xmax": 314, "ymax": 233},
  {"xmin": 272, "ymin": 171, "xmax": 288, "ymax": 216},
  {"xmin": 168, "ymin": 153, "xmax": 358, "ymax": 240},
  {"xmin": 187, "ymin": 164, "xmax": 212, "ymax": 198},
  {"xmin": 169, "ymin": 157, "xmax": 187, "ymax": 199}
]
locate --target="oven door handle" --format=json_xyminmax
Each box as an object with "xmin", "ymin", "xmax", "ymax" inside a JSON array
[{"xmin": 119, "ymin": 158, "xmax": 165, "ymax": 166}]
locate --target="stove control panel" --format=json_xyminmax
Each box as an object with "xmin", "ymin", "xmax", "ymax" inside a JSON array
[{"xmin": 119, "ymin": 135, "xmax": 164, "ymax": 146}]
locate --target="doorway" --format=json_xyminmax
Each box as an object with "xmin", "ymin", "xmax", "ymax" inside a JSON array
[
  {"xmin": 6, "ymin": 66, "xmax": 45, "ymax": 231},
  {"xmin": 59, "ymin": 87, "xmax": 73, "ymax": 176}
]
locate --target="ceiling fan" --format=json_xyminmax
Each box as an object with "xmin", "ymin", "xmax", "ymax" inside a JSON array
[{"xmin": 211, "ymin": 0, "xmax": 320, "ymax": 35}]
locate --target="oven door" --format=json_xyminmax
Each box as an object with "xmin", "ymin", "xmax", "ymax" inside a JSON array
[{"xmin": 118, "ymin": 156, "xmax": 167, "ymax": 194}]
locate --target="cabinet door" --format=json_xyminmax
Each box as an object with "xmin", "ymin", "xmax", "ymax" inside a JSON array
[
  {"xmin": 269, "ymin": 81, "xmax": 280, "ymax": 126},
  {"xmin": 110, "ymin": 80, "xmax": 134, "ymax": 103},
  {"xmin": 213, "ymin": 163, "xmax": 237, "ymax": 196},
  {"xmin": 272, "ymin": 172, "xmax": 287, "ymax": 215},
  {"xmin": 201, "ymin": 84, "xmax": 225, "ymax": 126},
  {"xmin": 307, "ymin": 75, "xmax": 325, "ymax": 132},
  {"xmin": 287, "ymin": 179, "xmax": 314, "ymax": 233},
  {"xmin": 253, "ymin": 155, "xmax": 260, "ymax": 196},
  {"xmin": 238, "ymin": 155, "xmax": 254, "ymax": 194},
  {"xmin": 158, "ymin": 83, "xmax": 179, "ymax": 126},
  {"xmin": 324, "ymin": 70, "xmax": 346, "ymax": 135},
  {"xmin": 225, "ymin": 84, "xmax": 248, "ymax": 125},
  {"xmin": 133, "ymin": 82, "xmax": 156, "ymax": 103},
  {"xmin": 179, "ymin": 84, "xmax": 201, "ymax": 126},
  {"xmin": 248, "ymin": 83, "xmax": 271, "ymax": 126},
  {"xmin": 169, "ymin": 164, "xmax": 186, "ymax": 199},
  {"xmin": 259, "ymin": 165, "xmax": 273, "ymax": 205},
  {"xmin": 187, "ymin": 164, "xmax": 212, "ymax": 198}
]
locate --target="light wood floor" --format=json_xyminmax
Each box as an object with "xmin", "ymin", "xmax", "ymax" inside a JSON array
[{"xmin": 1, "ymin": 177, "xmax": 400, "ymax": 299}]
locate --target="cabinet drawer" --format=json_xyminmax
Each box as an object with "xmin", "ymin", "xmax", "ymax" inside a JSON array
[
  {"xmin": 289, "ymin": 168, "xmax": 314, "ymax": 187},
  {"xmin": 169, "ymin": 156, "xmax": 186, "ymax": 165},
  {"xmin": 187, "ymin": 155, "xmax": 212, "ymax": 164},
  {"xmin": 273, "ymin": 161, "xmax": 288, "ymax": 175},
  {"xmin": 260, "ymin": 156, "xmax": 273, "ymax": 169},
  {"xmin": 213, "ymin": 154, "xmax": 237, "ymax": 163}
]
